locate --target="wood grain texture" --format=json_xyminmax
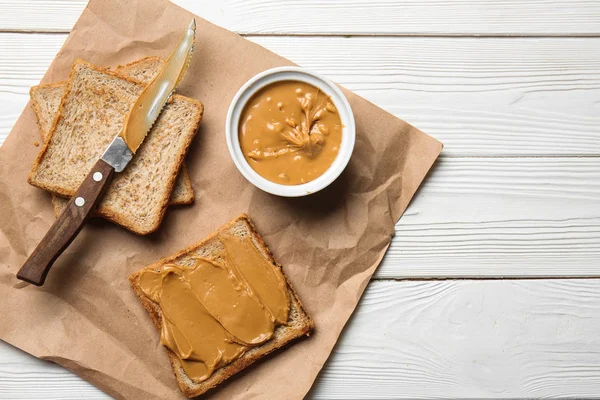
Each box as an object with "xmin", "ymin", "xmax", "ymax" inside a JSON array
[
  {"xmin": 1, "ymin": 33, "xmax": 600, "ymax": 156},
  {"xmin": 3, "ymin": 279, "xmax": 600, "ymax": 399},
  {"xmin": 377, "ymin": 157, "xmax": 600, "ymax": 278},
  {"xmin": 0, "ymin": 343, "xmax": 108, "ymax": 399},
  {"xmin": 1, "ymin": 0, "xmax": 600, "ymax": 35},
  {"xmin": 311, "ymin": 280, "xmax": 600, "ymax": 399}
]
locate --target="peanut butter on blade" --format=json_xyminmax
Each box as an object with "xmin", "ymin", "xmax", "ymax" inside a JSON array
[
  {"xmin": 239, "ymin": 81, "xmax": 343, "ymax": 185},
  {"xmin": 138, "ymin": 235, "xmax": 290, "ymax": 383}
]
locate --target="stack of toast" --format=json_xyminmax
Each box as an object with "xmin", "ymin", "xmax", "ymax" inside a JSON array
[{"xmin": 28, "ymin": 57, "xmax": 203, "ymax": 234}]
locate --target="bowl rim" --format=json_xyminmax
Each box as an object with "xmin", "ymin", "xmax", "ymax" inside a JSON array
[{"xmin": 225, "ymin": 66, "xmax": 356, "ymax": 197}]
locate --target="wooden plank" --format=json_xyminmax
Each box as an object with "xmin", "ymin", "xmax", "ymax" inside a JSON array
[
  {"xmin": 3, "ymin": 279, "xmax": 600, "ymax": 399},
  {"xmin": 1, "ymin": 33, "xmax": 600, "ymax": 156},
  {"xmin": 0, "ymin": 343, "xmax": 108, "ymax": 399},
  {"xmin": 0, "ymin": 33, "xmax": 63, "ymax": 145},
  {"xmin": 1, "ymin": 0, "xmax": 600, "ymax": 35},
  {"xmin": 377, "ymin": 157, "xmax": 600, "ymax": 278},
  {"xmin": 312, "ymin": 280, "xmax": 600, "ymax": 398}
]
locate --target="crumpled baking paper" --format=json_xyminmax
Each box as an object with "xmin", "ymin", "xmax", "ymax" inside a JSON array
[{"xmin": 0, "ymin": 0, "xmax": 442, "ymax": 398}]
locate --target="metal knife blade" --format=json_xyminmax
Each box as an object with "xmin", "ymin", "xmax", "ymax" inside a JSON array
[{"xmin": 101, "ymin": 19, "xmax": 196, "ymax": 173}]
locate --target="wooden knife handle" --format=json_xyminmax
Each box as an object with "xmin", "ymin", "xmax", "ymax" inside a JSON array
[{"xmin": 17, "ymin": 159, "xmax": 115, "ymax": 286}]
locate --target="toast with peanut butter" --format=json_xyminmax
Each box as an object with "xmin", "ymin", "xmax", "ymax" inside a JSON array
[
  {"xmin": 29, "ymin": 57, "xmax": 195, "ymax": 212},
  {"xmin": 129, "ymin": 214, "xmax": 314, "ymax": 398},
  {"xmin": 28, "ymin": 59, "xmax": 203, "ymax": 235}
]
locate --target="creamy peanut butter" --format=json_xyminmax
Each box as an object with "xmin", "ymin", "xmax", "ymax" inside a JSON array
[
  {"xmin": 138, "ymin": 235, "xmax": 289, "ymax": 383},
  {"xmin": 239, "ymin": 81, "xmax": 342, "ymax": 185},
  {"xmin": 121, "ymin": 20, "xmax": 195, "ymax": 152}
]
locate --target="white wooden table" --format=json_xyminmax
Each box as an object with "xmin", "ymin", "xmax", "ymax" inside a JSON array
[{"xmin": 1, "ymin": 1, "xmax": 600, "ymax": 398}]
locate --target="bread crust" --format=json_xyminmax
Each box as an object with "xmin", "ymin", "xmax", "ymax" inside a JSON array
[
  {"xmin": 29, "ymin": 81, "xmax": 68, "ymax": 142},
  {"xmin": 129, "ymin": 214, "xmax": 314, "ymax": 397},
  {"xmin": 27, "ymin": 59, "xmax": 203, "ymax": 235},
  {"xmin": 113, "ymin": 56, "xmax": 164, "ymax": 72}
]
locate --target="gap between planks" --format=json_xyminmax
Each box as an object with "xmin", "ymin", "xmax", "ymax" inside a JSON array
[
  {"xmin": 372, "ymin": 276, "xmax": 600, "ymax": 282},
  {"xmin": 2, "ymin": 0, "xmax": 600, "ymax": 36},
  {"xmin": 2, "ymin": 29, "xmax": 600, "ymax": 38}
]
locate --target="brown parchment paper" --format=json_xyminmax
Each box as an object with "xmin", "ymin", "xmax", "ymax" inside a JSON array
[{"xmin": 0, "ymin": 0, "xmax": 442, "ymax": 398}]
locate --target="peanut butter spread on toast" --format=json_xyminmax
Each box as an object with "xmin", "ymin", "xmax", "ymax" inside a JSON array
[{"xmin": 138, "ymin": 234, "xmax": 289, "ymax": 382}]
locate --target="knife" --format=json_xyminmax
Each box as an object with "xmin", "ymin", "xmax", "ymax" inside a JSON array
[{"xmin": 17, "ymin": 19, "xmax": 197, "ymax": 286}]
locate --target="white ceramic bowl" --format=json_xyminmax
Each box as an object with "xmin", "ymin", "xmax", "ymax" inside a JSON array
[{"xmin": 226, "ymin": 66, "xmax": 356, "ymax": 197}]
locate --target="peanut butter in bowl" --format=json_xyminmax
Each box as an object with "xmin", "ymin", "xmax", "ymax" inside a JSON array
[
  {"xmin": 239, "ymin": 81, "xmax": 343, "ymax": 185},
  {"xmin": 226, "ymin": 66, "xmax": 356, "ymax": 197}
]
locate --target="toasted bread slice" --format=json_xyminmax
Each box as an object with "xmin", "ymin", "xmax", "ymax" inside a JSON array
[
  {"xmin": 28, "ymin": 59, "xmax": 203, "ymax": 235},
  {"xmin": 129, "ymin": 214, "xmax": 314, "ymax": 398},
  {"xmin": 29, "ymin": 57, "xmax": 194, "ymax": 209}
]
